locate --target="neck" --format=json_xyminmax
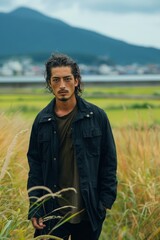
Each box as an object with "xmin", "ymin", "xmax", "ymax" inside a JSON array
[{"xmin": 54, "ymin": 96, "xmax": 77, "ymax": 117}]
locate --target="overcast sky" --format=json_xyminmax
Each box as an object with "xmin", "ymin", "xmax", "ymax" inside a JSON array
[{"xmin": 1, "ymin": 0, "xmax": 160, "ymax": 49}]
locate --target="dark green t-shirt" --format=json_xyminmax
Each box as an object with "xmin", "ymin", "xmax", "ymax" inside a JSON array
[{"xmin": 55, "ymin": 105, "xmax": 85, "ymax": 223}]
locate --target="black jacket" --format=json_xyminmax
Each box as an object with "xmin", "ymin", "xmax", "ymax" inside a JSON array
[{"xmin": 27, "ymin": 96, "xmax": 117, "ymax": 232}]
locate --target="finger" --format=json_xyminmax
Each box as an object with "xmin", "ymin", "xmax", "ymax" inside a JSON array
[
  {"xmin": 39, "ymin": 218, "xmax": 46, "ymax": 228},
  {"xmin": 31, "ymin": 218, "xmax": 44, "ymax": 229}
]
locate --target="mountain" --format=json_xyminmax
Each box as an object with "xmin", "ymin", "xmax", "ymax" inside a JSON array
[{"xmin": 0, "ymin": 7, "xmax": 160, "ymax": 65}]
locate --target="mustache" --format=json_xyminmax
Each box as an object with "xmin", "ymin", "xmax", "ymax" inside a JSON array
[{"xmin": 58, "ymin": 90, "xmax": 69, "ymax": 94}]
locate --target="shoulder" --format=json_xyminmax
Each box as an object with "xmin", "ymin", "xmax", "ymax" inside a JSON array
[
  {"xmin": 33, "ymin": 99, "xmax": 55, "ymax": 125},
  {"xmin": 79, "ymin": 97, "xmax": 108, "ymax": 119}
]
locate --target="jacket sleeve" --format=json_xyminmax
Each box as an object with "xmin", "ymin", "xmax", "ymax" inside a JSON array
[
  {"xmin": 27, "ymin": 117, "xmax": 44, "ymax": 219},
  {"xmin": 99, "ymin": 110, "xmax": 117, "ymax": 209}
]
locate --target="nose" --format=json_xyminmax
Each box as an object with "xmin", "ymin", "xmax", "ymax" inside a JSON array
[{"xmin": 59, "ymin": 79, "xmax": 66, "ymax": 89}]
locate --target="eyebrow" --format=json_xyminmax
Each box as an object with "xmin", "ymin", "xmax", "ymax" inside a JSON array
[{"xmin": 52, "ymin": 75, "xmax": 72, "ymax": 78}]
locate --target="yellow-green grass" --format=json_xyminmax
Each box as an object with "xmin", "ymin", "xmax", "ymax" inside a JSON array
[
  {"xmin": 1, "ymin": 85, "xmax": 160, "ymax": 101},
  {"xmin": 0, "ymin": 114, "xmax": 32, "ymax": 239},
  {"xmin": 0, "ymin": 114, "xmax": 160, "ymax": 239},
  {"xmin": 83, "ymin": 85, "xmax": 160, "ymax": 96},
  {"xmin": 0, "ymin": 92, "xmax": 160, "ymax": 127},
  {"xmin": 1, "ymin": 85, "xmax": 160, "ymax": 95},
  {"xmin": 106, "ymin": 109, "xmax": 160, "ymax": 127},
  {"xmin": 0, "ymin": 96, "xmax": 160, "ymax": 108},
  {"xmin": 101, "ymin": 125, "xmax": 160, "ymax": 240}
]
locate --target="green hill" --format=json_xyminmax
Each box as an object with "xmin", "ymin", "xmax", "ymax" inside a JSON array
[{"xmin": 0, "ymin": 7, "xmax": 160, "ymax": 65}]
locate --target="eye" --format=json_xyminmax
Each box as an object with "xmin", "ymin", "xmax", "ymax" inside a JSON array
[
  {"xmin": 52, "ymin": 78, "xmax": 59, "ymax": 83},
  {"xmin": 65, "ymin": 76, "xmax": 72, "ymax": 82}
]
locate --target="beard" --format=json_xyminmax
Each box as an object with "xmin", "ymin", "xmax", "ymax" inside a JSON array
[{"xmin": 59, "ymin": 97, "xmax": 68, "ymax": 102}]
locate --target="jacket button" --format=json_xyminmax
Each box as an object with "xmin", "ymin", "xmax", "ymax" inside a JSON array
[
  {"xmin": 53, "ymin": 158, "xmax": 56, "ymax": 161},
  {"xmin": 54, "ymin": 184, "xmax": 57, "ymax": 188},
  {"xmin": 86, "ymin": 114, "xmax": 90, "ymax": 117},
  {"xmin": 48, "ymin": 118, "xmax": 52, "ymax": 121},
  {"xmin": 54, "ymin": 131, "xmax": 56, "ymax": 134}
]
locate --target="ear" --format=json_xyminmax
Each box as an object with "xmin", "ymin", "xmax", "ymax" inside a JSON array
[{"xmin": 75, "ymin": 78, "xmax": 79, "ymax": 87}]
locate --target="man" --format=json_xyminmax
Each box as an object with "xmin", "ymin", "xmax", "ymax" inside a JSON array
[{"xmin": 27, "ymin": 53, "xmax": 117, "ymax": 240}]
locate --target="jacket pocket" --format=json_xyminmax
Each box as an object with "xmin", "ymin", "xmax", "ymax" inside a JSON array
[
  {"xmin": 82, "ymin": 183, "xmax": 106, "ymax": 225},
  {"xmin": 38, "ymin": 137, "xmax": 51, "ymax": 163},
  {"xmin": 82, "ymin": 128, "xmax": 102, "ymax": 157}
]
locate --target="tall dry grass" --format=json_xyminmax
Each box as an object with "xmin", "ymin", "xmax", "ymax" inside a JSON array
[
  {"xmin": 101, "ymin": 124, "xmax": 160, "ymax": 240},
  {"xmin": 0, "ymin": 113, "xmax": 33, "ymax": 239},
  {"xmin": 0, "ymin": 113, "xmax": 160, "ymax": 239}
]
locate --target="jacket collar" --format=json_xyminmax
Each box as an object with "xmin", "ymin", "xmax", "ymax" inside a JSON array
[
  {"xmin": 39, "ymin": 96, "xmax": 94, "ymax": 123},
  {"xmin": 74, "ymin": 96, "xmax": 94, "ymax": 121}
]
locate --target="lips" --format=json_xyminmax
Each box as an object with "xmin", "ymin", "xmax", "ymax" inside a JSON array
[{"xmin": 58, "ymin": 91, "xmax": 68, "ymax": 94}]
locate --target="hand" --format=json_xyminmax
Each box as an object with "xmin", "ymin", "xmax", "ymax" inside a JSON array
[{"xmin": 31, "ymin": 217, "xmax": 46, "ymax": 230}]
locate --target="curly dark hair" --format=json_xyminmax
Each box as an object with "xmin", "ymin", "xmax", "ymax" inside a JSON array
[{"xmin": 45, "ymin": 53, "xmax": 83, "ymax": 95}]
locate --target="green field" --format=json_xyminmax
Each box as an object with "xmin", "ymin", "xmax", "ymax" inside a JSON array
[{"xmin": 0, "ymin": 85, "xmax": 160, "ymax": 127}]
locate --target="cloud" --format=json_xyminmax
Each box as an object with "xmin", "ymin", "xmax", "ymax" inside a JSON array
[
  {"xmin": 51, "ymin": 7, "xmax": 160, "ymax": 48},
  {"xmin": 0, "ymin": 0, "xmax": 160, "ymax": 14},
  {"xmin": 0, "ymin": 0, "xmax": 74, "ymax": 12},
  {"xmin": 0, "ymin": 0, "xmax": 15, "ymax": 10},
  {"xmin": 81, "ymin": 0, "xmax": 160, "ymax": 13}
]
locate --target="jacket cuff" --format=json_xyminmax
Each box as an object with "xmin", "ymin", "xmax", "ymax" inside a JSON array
[
  {"xmin": 28, "ymin": 203, "xmax": 44, "ymax": 219},
  {"xmin": 101, "ymin": 196, "xmax": 116, "ymax": 210}
]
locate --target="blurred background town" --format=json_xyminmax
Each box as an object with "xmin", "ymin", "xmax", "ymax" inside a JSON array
[{"xmin": 1, "ymin": 57, "xmax": 160, "ymax": 77}]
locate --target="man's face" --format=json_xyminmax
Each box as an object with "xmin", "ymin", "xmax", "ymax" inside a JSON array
[{"xmin": 49, "ymin": 66, "xmax": 78, "ymax": 102}]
